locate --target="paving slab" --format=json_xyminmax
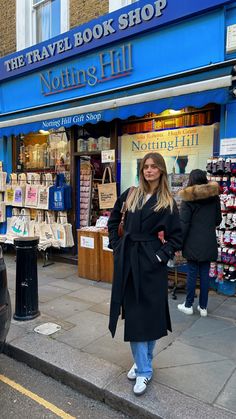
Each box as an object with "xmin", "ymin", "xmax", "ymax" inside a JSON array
[
  {"xmin": 156, "ymin": 358, "xmax": 235, "ymax": 404},
  {"xmin": 55, "ymin": 310, "xmax": 109, "ymax": 349},
  {"xmin": 69, "ymin": 285, "xmax": 111, "ymax": 304},
  {"xmin": 89, "ymin": 301, "xmax": 111, "ymax": 316},
  {"xmin": 83, "ymin": 334, "xmax": 132, "ymax": 369},
  {"xmin": 48, "ymin": 278, "xmax": 87, "ymax": 291},
  {"xmin": 40, "ymin": 295, "xmax": 93, "ymax": 319},
  {"xmin": 179, "ymin": 319, "xmax": 236, "ymax": 360},
  {"xmin": 216, "ymin": 368, "xmax": 236, "ymax": 413},
  {"xmin": 212, "ymin": 299, "xmax": 236, "ymax": 320},
  {"xmin": 156, "ymin": 341, "xmax": 228, "ymax": 368},
  {"xmin": 37, "ymin": 284, "xmax": 72, "ymax": 303},
  {"xmin": 178, "ymin": 316, "xmax": 235, "ymax": 339}
]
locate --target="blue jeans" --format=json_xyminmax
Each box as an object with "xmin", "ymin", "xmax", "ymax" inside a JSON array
[
  {"xmin": 185, "ymin": 261, "xmax": 210, "ymax": 309},
  {"xmin": 130, "ymin": 341, "xmax": 156, "ymax": 379}
]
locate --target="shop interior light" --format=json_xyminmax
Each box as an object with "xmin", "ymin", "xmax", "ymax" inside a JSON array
[
  {"xmin": 167, "ymin": 109, "xmax": 182, "ymax": 115},
  {"xmin": 39, "ymin": 129, "xmax": 50, "ymax": 135}
]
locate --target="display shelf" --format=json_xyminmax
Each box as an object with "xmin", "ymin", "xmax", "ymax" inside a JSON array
[{"xmin": 74, "ymin": 151, "xmax": 101, "ymax": 157}]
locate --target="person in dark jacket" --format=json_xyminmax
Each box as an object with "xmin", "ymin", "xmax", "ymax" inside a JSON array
[
  {"xmin": 177, "ymin": 169, "xmax": 222, "ymax": 318},
  {"xmin": 108, "ymin": 152, "xmax": 182, "ymax": 396}
]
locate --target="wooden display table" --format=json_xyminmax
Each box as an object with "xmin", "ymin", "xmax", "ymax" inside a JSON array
[
  {"xmin": 77, "ymin": 230, "xmax": 100, "ymax": 281},
  {"xmin": 99, "ymin": 230, "xmax": 114, "ymax": 283}
]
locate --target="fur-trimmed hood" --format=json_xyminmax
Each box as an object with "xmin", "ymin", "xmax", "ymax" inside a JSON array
[{"xmin": 178, "ymin": 182, "xmax": 220, "ymax": 202}]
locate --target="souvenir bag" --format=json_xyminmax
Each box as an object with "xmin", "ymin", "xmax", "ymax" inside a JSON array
[
  {"xmin": 38, "ymin": 211, "xmax": 60, "ymax": 250},
  {"xmin": 37, "ymin": 173, "xmax": 52, "ymax": 210},
  {"xmin": 13, "ymin": 174, "xmax": 26, "ymax": 207},
  {"xmin": 0, "ymin": 172, "xmax": 7, "ymax": 191},
  {"xmin": 52, "ymin": 212, "xmax": 74, "ymax": 248},
  {"xmin": 11, "ymin": 208, "xmax": 30, "ymax": 237},
  {"xmin": 25, "ymin": 174, "xmax": 39, "ymax": 207},
  {"xmin": 98, "ymin": 166, "xmax": 117, "ymax": 209},
  {"xmin": 0, "ymin": 202, "xmax": 6, "ymax": 223},
  {"xmin": 49, "ymin": 174, "xmax": 72, "ymax": 211},
  {"xmin": 5, "ymin": 174, "xmax": 17, "ymax": 206},
  {"xmin": 39, "ymin": 211, "xmax": 55, "ymax": 242},
  {"xmin": 33, "ymin": 210, "xmax": 45, "ymax": 238},
  {"xmin": 5, "ymin": 209, "xmax": 20, "ymax": 243}
]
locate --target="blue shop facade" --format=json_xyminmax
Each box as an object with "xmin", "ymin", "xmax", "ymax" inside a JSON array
[{"xmin": 0, "ymin": 0, "xmax": 236, "ymax": 261}]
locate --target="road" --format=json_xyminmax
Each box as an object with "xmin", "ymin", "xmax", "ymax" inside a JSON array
[{"xmin": 0, "ymin": 354, "xmax": 129, "ymax": 419}]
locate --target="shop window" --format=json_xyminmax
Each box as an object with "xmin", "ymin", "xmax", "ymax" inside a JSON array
[
  {"xmin": 16, "ymin": 0, "xmax": 69, "ymax": 50},
  {"xmin": 109, "ymin": 0, "xmax": 138, "ymax": 12},
  {"xmin": 14, "ymin": 128, "xmax": 71, "ymax": 177}
]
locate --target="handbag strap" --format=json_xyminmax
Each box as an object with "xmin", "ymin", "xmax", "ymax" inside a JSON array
[
  {"xmin": 102, "ymin": 166, "xmax": 112, "ymax": 184},
  {"xmin": 120, "ymin": 186, "xmax": 136, "ymax": 223}
]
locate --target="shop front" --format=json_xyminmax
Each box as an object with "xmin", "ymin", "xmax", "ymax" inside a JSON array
[{"xmin": 0, "ymin": 0, "xmax": 236, "ymax": 285}]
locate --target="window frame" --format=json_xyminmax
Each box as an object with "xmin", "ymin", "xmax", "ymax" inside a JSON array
[
  {"xmin": 109, "ymin": 0, "xmax": 138, "ymax": 13},
  {"xmin": 16, "ymin": 0, "xmax": 69, "ymax": 51}
]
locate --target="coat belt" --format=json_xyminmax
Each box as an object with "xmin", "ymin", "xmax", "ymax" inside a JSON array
[{"xmin": 120, "ymin": 232, "xmax": 158, "ymax": 304}]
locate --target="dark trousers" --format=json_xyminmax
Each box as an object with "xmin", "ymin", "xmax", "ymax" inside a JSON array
[{"xmin": 185, "ymin": 261, "xmax": 210, "ymax": 309}]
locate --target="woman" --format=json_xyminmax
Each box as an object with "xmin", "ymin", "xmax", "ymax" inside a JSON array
[
  {"xmin": 177, "ymin": 169, "xmax": 222, "ymax": 317},
  {"xmin": 108, "ymin": 152, "xmax": 182, "ymax": 396}
]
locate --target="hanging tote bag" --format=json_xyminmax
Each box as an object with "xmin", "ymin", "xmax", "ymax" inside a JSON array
[
  {"xmin": 25, "ymin": 175, "xmax": 39, "ymax": 208},
  {"xmin": 98, "ymin": 166, "xmax": 117, "ymax": 209},
  {"xmin": 13, "ymin": 173, "xmax": 27, "ymax": 207},
  {"xmin": 49, "ymin": 174, "xmax": 72, "ymax": 211},
  {"xmin": 5, "ymin": 185, "xmax": 15, "ymax": 206},
  {"xmin": 0, "ymin": 202, "xmax": 6, "ymax": 223},
  {"xmin": 0, "ymin": 172, "xmax": 7, "ymax": 191},
  {"xmin": 5, "ymin": 173, "xmax": 17, "ymax": 206},
  {"xmin": 37, "ymin": 173, "xmax": 51, "ymax": 210},
  {"xmin": 52, "ymin": 212, "xmax": 74, "ymax": 248},
  {"xmin": 13, "ymin": 186, "xmax": 24, "ymax": 207}
]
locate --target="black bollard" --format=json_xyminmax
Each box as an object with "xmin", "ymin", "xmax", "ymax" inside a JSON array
[{"xmin": 14, "ymin": 237, "xmax": 40, "ymax": 321}]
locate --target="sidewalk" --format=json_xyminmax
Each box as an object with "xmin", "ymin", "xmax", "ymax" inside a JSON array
[{"xmin": 3, "ymin": 253, "xmax": 236, "ymax": 419}]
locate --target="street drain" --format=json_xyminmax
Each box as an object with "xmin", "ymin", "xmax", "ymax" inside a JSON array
[{"xmin": 34, "ymin": 322, "xmax": 61, "ymax": 335}]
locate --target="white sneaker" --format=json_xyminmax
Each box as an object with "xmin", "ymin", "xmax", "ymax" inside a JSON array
[
  {"xmin": 197, "ymin": 305, "xmax": 208, "ymax": 317},
  {"xmin": 177, "ymin": 302, "xmax": 193, "ymax": 315},
  {"xmin": 133, "ymin": 376, "xmax": 151, "ymax": 396},
  {"xmin": 127, "ymin": 363, "xmax": 137, "ymax": 380}
]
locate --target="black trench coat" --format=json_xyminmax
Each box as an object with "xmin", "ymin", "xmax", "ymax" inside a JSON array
[{"xmin": 108, "ymin": 189, "xmax": 182, "ymax": 342}]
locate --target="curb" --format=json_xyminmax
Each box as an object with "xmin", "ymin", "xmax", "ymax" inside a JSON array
[{"xmin": 4, "ymin": 342, "xmax": 161, "ymax": 419}]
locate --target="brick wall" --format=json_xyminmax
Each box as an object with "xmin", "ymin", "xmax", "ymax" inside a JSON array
[
  {"xmin": 0, "ymin": 0, "xmax": 16, "ymax": 57},
  {"xmin": 0, "ymin": 0, "xmax": 109, "ymax": 58},
  {"xmin": 70, "ymin": 0, "xmax": 109, "ymax": 28}
]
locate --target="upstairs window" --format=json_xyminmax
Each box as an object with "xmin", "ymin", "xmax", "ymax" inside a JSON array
[
  {"xmin": 16, "ymin": 0, "xmax": 69, "ymax": 50},
  {"xmin": 33, "ymin": 0, "xmax": 61, "ymax": 43},
  {"xmin": 109, "ymin": 0, "xmax": 138, "ymax": 13}
]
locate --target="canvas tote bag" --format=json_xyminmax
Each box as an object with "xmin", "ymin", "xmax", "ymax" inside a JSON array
[{"xmin": 98, "ymin": 166, "xmax": 117, "ymax": 209}]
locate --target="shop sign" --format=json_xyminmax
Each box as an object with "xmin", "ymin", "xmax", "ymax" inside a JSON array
[
  {"xmin": 39, "ymin": 44, "xmax": 133, "ymax": 96},
  {"xmin": 41, "ymin": 112, "xmax": 104, "ymax": 129},
  {"xmin": 220, "ymin": 138, "xmax": 236, "ymax": 155},
  {"xmin": 0, "ymin": 0, "xmax": 234, "ymax": 81},
  {"xmin": 121, "ymin": 125, "xmax": 216, "ymax": 192}
]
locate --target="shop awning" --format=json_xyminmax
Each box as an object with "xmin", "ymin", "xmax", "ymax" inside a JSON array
[{"xmin": 0, "ymin": 75, "xmax": 232, "ymax": 136}]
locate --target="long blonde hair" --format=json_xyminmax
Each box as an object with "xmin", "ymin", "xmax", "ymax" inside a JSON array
[{"xmin": 126, "ymin": 152, "xmax": 174, "ymax": 212}]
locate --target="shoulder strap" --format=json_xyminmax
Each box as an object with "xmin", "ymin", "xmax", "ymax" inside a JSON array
[{"xmin": 120, "ymin": 186, "xmax": 136, "ymax": 216}]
